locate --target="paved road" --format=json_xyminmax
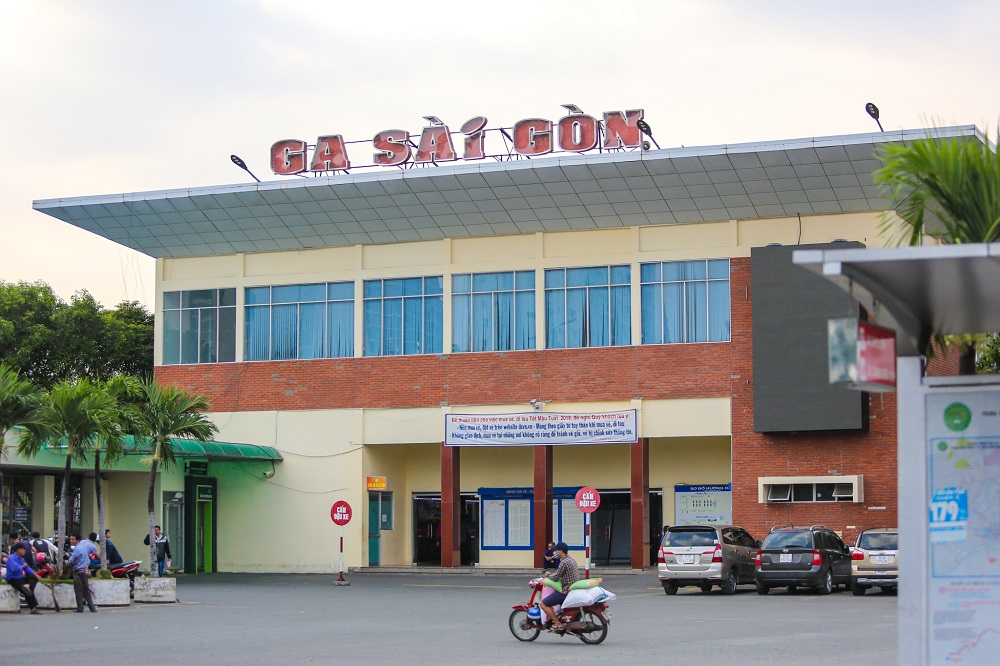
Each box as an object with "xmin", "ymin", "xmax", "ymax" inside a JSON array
[{"xmin": 1, "ymin": 573, "xmax": 896, "ymax": 665}]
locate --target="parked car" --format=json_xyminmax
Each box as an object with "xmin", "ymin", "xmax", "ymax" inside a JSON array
[
  {"xmin": 754, "ymin": 525, "xmax": 852, "ymax": 594},
  {"xmin": 658, "ymin": 524, "xmax": 760, "ymax": 595},
  {"xmin": 851, "ymin": 527, "xmax": 898, "ymax": 595}
]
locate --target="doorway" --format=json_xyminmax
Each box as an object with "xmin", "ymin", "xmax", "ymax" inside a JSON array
[
  {"xmin": 183, "ymin": 476, "xmax": 217, "ymax": 574},
  {"xmin": 412, "ymin": 493, "xmax": 479, "ymax": 566},
  {"xmin": 162, "ymin": 491, "xmax": 184, "ymax": 572},
  {"xmin": 589, "ymin": 489, "xmax": 663, "ymax": 566}
]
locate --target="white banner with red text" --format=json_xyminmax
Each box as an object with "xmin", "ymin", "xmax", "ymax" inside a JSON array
[{"xmin": 444, "ymin": 410, "xmax": 637, "ymax": 446}]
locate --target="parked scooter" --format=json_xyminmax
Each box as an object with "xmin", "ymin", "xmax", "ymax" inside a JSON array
[
  {"xmin": 508, "ymin": 578, "xmax": 614, "ymax": 644},
  {"xmin": 87, "ymin": 557, "xmax": 143, "ymax": 597}
]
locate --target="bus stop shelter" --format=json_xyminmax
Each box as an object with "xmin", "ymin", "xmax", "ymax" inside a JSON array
[{"xmin": 795, "ymin": 242, "xmax": 1000, "ymax": 665}]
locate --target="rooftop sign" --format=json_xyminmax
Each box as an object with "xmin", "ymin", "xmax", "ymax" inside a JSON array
[{"xmin": 270, "ymin": 108, "xmax": 646, "ymax": 176}]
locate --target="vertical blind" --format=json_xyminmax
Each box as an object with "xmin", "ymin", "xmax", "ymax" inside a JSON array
[
  {"xmin": 162, "ymin": 289, "xmax": 237, "ymax": 365},
  {"xmin": 363, "ymin": 277, "xmax": 443, "ymax": 356},
  {"xmin": 640, "ymin": 259, "xmax": 730, "ymax": 344},
  {"xmin": 452, "ymin": 271, "xmax": 535, "ymax": 352},
  {"xmin": 544, "ymin": 265, "xmax": 631, "ymax": 349},
  {"xmin": 244, "ymin": 282, "xmax": 354, "ymax": 361}
]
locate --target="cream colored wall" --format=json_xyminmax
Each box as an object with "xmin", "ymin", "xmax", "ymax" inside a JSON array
[
  {"xmin": 209, "ymin": 410, "xmax": 364, "ymax": 573},
  {"xmin": 156, "ymin": 211, "xmax": 891, "ymax": 363},
  {"xmin": 649, "ymin": 436, "xmax": 732, "ymax": 525}
]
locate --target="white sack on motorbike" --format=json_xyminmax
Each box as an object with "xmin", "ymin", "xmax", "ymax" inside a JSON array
[{"xmin": 561, "ymin": 586, "xmax": 616, "ymax": 610}]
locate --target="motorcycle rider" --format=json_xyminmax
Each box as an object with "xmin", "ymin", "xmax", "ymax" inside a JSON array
[{"xmin": 538, "ymin": 542, "xmax": 580, "ymax": 633}]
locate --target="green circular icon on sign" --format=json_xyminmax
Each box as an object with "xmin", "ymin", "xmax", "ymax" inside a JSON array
[
  {"xmin": 937, "ymin": 441, "xmax": 948, "ymax": 452},
  {"xmin": 944, "ymin": 402, "xmax": 972, "ymax": 432}
]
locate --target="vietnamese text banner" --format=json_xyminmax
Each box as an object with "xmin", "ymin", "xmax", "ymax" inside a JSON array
[{"xmin": 445, "ymin": 410, "xmax": 638, "ymax": 446}]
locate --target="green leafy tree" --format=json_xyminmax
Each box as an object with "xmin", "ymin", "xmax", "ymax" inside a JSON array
[
  {"xmin": 135, "ymin": 380, "xmax": 217, "ymax": 576},
  {"xmin": 0, "ymin": 365, "xmax": 43, "ymax": 533},
  {"xmin": 0, "ymin": 282, "xmax": 153, "ymax": 387},
  {"xmin": 875, "ymin": 130, "xmax": 1000, "ymax": 372},
  {"xmin": 0, "ymin": 282, "xmax": 60, "ymax": 386},
  {"xmin": 17, "ymin": 379, "xmax": 119, "ymax": 574}
]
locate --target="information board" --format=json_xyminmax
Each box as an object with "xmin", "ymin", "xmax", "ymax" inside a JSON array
[
  {"xmin": 674, "ymin": 484, "xmax": 732, "ymax": 525},
  {"xmin": 482, "ymin": 499, "xmax": 506, "ymax": 548},
  {"xmin": 445, "ymin": 411, "xmax": 637, "ymax": 446},
  {"xmin": 927, "ymin": 390, "xmax": 1000, "ymax": 663}
]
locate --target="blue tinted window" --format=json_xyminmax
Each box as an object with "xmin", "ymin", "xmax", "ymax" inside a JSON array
[
  {"xmin": 243, "ymin": 282, "xmax": 355, "ymax": 361},
  {"xmin": 453, "ymin": 274, "xmax": 471, "ymax": 293},
  {"xmin": 452, "ymin": 270, "xmax": 535, "ymax": 353},
  {"xmin": 363, "ymin": 276, "xmax": 444, "ymax": 357},
  {"xmin": 545, "ymin": 265, "xmax": 630, "ymax": 349},
  {"xmin": 163, "ymin": 288, "xmax": 237, "ymax": 365},
  {"xmin": 640, "ymin": 259, "xmax": 730, "ymax": 345}
]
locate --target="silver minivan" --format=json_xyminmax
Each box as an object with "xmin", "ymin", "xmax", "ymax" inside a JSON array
[{"xmin": 657, "ymin": 524, "xmax": 760, "ymax": 595}]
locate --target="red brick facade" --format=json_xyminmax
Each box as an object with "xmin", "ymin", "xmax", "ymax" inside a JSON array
[{"xmin": 155, "ymin": 256, "xmax": 900, "ymax": 544}]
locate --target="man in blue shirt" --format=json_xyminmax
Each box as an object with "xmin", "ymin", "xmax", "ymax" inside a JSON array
[
  {"xmin": 67, "ymin": 533, "xmax": 98, "ymax": 612},
  {"xmin": 3, "ymin": 542, "xmax": 43, "ymax": 614}
]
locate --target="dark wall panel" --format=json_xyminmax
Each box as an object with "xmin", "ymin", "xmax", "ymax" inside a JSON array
[{"xmin": 752, "ymin": 242, "xmax": 866, "ymax": 433}]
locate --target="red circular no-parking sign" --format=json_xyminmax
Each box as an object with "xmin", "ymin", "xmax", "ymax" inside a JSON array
[
  {"xmin": 330, "ymin": 500, "xmax": 353, "ymax": 526},
  {"xmin": 575, "ymin": 487, "xmax": 601, "ymax": 513}
]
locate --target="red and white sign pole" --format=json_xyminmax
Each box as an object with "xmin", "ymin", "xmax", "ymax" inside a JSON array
[
  {"xmin": 575, "ymin": 487, "xmax": 600, "ymax": 579},
  {"xmin": 330, "ymin": 500, "xmax": 352, "ymax": 585}
]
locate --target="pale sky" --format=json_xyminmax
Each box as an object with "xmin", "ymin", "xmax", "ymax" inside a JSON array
[{"xmin": 2, "ymin": 0, "xmax": 998, "ymax": 310}]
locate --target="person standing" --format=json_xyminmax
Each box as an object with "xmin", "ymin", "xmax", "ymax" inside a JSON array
[
  {"xmin": 5, "ymin": 542, "xmax": 43, "ymax": 614},
  {"xmin": 143, "ymin": 525, "xmax": 171, "ymax": 576},
  {"xmin": 103, "ymin": 529, "xmax": 123, "ymax": 567},
  {"xmin": 67, "ymin": 533, "xmax": 98, "ymax": 613}
]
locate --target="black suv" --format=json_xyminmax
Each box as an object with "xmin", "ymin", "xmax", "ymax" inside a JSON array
[{"xmin": 754, "ymin": 525, "xmax": 852, "ymax": 594}]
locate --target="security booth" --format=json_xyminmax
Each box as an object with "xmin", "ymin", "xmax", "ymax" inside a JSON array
[{"xmin": 796, "ymin": 242, "xmax": 1000, "ymax": 665}]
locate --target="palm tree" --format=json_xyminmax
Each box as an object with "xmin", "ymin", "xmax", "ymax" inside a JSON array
[
  {"xmin": 875, "ymin": 129, "xmax": 1000, "ymax": 370},
  {"xmin": 0, "ymin": 365, "xmax": 42, "ymax": 534},
  {"xmin": 93, "ymin": 375, "xmax": 141, "ymax": 569},
  {"xmin": 17, "ymin": 378, "xmax": 119, "ymax": 571},
  {"xmin": 135, "ymin": 379, "xmax": 217, "ymax": 577}
]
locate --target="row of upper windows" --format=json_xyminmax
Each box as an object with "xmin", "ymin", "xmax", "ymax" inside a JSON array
[{"xmin": 161, "ymin": 260, "xmax": 730, "ymax": 365}]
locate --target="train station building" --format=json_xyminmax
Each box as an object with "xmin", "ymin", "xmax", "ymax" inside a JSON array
[{"xmin": 20, "ymin": 116, "xmax": 972, "ymax": 573}]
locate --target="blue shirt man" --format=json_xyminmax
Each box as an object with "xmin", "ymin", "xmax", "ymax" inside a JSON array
[
  {"xmin": 67, "ymin": 535, "xmax": 98, "ymax": 572},
  {"xmin": 68, "ymin": 534, "xmax": 98, "ymax": 612},
  {"xmin": 4, "ymin": 543, "xmax": 42, "ymax": 614}
]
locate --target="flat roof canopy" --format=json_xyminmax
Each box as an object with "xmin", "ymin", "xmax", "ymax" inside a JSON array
[
  {"xmin": 794, "ymin": 243, "xmax": 1000, "ymax": 356},
  {"xmin": 33, "ymin": 126, "xmax": 984, "ymax": 259}
]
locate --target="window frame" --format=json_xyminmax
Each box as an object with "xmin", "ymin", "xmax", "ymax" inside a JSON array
[
  {"xmin": 244, "ymin": 281, "xmax": 354, "ymax": 362},
  {"xmin": 451, "ymin": 270, "xmax": 536, "ymax": 353},
  {"xmin": 544, "ymin": 265, "xmax": 631, "ymax": 349},
  {"xmin": 640, "ymin": 258, "xmax": 730, "ymax": 345},
  {"xmin": 363, "ymin": 276, "xmax": 443, "ymax": 357},
  {"xmin": 162, "ymin": 288, "xmax": 237, "ymax": 365}
]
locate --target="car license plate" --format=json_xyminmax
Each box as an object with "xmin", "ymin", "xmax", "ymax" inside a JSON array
[
  {"xmin": 678, "ymin": 554, "xmax": 696, "ymax": 564},
  {"xmin": 873, "ymin": 555, "xmax": 890, "ymax": 565},
  {"xmin": 779, "ymin": 553, "xmax": 793, "ymax": 563}
]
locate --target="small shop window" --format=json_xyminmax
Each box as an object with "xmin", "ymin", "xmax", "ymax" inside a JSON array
[{"xmin": 378, "ymin": 492, "xmax": 393, "ymax": 530}]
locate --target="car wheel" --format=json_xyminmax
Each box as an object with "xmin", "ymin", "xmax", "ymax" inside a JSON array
[
  {"xmin": 722, "ymin": 568, "xmax": 738, "ymax": 595},
  {"xmin": 851, "ymin": 579, "xmax": 866, "ymax": 596},
  {"xmin": 818, "ymin": 569, "xmax": 833, "ymax": 595},
  {"xmin": 756, "ymin": 584, "xmax": 770, "ymax": 595},
  {"xmin": 663, "ymin": 581, "xmax": 678, "ymax": 595},
  {"xmin": 700, "ymin": 583, "xmax": 713, "ymax": 593}
]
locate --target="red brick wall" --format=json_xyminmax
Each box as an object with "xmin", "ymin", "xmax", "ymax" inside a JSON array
[
  {"xmin": 728, "ymin": 257, "xmax": 897, "ymax": 545},
  {"xmin": 155, "ymin": 255, "xmax": 898, "ymax": 544},
  {"xmin": 154, "ymin": 344, "xmax": 731, "ymax": 412}
]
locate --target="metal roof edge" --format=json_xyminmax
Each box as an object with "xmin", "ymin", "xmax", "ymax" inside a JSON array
[{"xmin": 32, "ymin": 125, "xmax": 982, "ymax": 210}]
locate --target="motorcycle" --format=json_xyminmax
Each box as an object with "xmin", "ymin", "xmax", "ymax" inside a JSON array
[
  {"xmin": 508, "ymin": 578, "xmax": 613, "ymax": 644},
  {"xmin": 89, "ymin": 558, "xmax": 144, "ymax": 597}
]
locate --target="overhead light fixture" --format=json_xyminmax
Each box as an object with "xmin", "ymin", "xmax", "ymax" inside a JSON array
[
  {"xmin": 636, "ymin": 119, "xmax": 660, "ymax": 149},
  {"xmin": 865, "ymin": 103, "xmax": 884, "ymax": 132},
  {"xmin": 423, "ymin": 115, "xmax": 445, "ymax": 126},
  {"xmin": 561, "ymin": 104, "xmax": 585, "ymax": 115},
  {"xmin": 230, "ymin": 154, "xmax": 261, "ymax": 183}
]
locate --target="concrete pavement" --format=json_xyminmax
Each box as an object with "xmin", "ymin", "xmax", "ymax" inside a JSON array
[{"xmin": 1, "ymin": 572, "xmax": 897, "ymax": 664}]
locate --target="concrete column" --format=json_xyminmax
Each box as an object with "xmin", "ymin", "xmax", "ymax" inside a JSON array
[
  {"xmin": 533, "ymin": 445, "xmax": 553, "ymax": 568},
  {"xmin": 630, "ymin": 437, "xmax": 650, "ymax": 569},
  {"xmin": 440, "ymin": 443, "xmax": 461, "ymax": 568},
  {"xmin": 31, "ymin": 476, "xmax": 56, "ymax": 538},
  {"xmin": 81, "ymin": 477, "xmax": 97, "ymax": 537}
]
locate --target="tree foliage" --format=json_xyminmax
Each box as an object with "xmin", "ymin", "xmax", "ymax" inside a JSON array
[
  {"xmin": 0, "ymin": 281, "xmax": 153, "ymax": 387},
  {"xmin": 875, "ymin": 131, "xmax": 1000, "ymax": 373}
]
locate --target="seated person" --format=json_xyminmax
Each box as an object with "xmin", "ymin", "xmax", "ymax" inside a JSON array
[
  {"xmin": 542, "ymin": 542, "xmax": 559, "ymax": 574},
  {"xmin": 538, "ymin": 542, "xmax": 580, "ymax": 632}
]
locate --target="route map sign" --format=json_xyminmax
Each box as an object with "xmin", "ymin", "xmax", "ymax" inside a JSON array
[{"xmin": 927, "ymin": 391, "xmax": 1000, "ymax": 663}]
